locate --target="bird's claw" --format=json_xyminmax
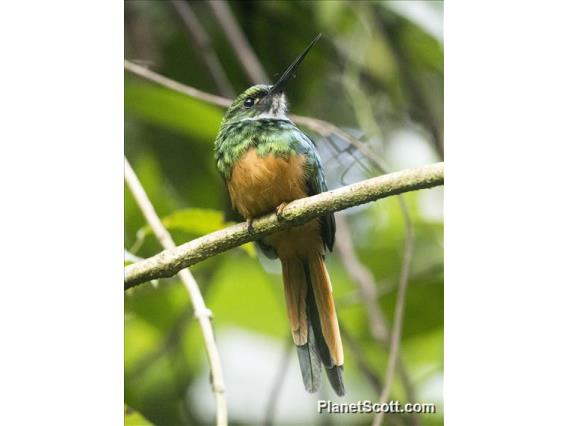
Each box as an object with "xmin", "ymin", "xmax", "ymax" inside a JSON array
[
  {"xmin": 247, "ymin": 218, "xmax": 254, "ymax": 234},
  {"xmin": 276, "ymin": 202, "xmax": 288, "ymax": 221}
]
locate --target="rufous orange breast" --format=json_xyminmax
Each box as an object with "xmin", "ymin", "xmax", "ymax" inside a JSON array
[{"xmin": 227, "ymin": 147, "xmax": 323, "ymax": 259}]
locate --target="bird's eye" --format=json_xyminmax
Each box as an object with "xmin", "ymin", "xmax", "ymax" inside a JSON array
[{"xmin": 244, "ymin": 97, "xmax": 255, "ymax": 108}]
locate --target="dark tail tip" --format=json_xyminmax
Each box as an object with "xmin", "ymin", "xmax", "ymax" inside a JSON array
[
  {"xmin": 326, "ymin": 365, "xmax": 346, "ymax": 396},
  {"xmin": 296, "ymin": 337, "xmax": 322, "ymax": 393}
]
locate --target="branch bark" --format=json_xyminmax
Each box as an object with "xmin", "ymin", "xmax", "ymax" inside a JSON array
[
  {"xmin": 124, "ymin": 158, "xmax": 227, "ymax": 426},
  {"xmin": 124, "ymin": 162, "xmax": 443, "ymax": 288}
]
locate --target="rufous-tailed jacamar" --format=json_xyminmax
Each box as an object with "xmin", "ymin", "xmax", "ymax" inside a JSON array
[{"xmin": 214, "ymin": 34, "xmax": 345, "ymax": 396}]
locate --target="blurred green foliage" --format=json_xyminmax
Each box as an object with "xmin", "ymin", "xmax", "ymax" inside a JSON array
[
  {"xmin": 125, "ymin": 406, "xmax": 153, "ymax": 426},
  {"xmin": 125, "ymin": 1, "xmax": 443, "ymax": 425}
]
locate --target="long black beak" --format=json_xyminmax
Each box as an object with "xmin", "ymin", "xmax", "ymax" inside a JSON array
[{"xmin": 267, "ymin": 33, "xmax": 322, "ymax": 96}]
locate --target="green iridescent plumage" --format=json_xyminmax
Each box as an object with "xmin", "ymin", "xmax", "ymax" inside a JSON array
[{"xmin": 213, "ymin": 85, "xmax": 334, "ymax": 251}]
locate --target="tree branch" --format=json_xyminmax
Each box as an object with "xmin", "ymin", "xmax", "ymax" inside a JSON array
[
  {"xmin": 124, "ymin": 162, "xmax": 443, "ymax": 288},
  {"xmin": 124, "ymin": 158, "xmax": 228, "ymax": 426}
]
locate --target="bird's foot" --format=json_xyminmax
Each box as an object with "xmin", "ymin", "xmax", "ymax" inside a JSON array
[
  {"xmin": 275, "ymin": 202, "xmax": 288, "ymax": 221},
  {"xmin": 247, "ymin": 218, "xmax": 254, "ymax": 234}
]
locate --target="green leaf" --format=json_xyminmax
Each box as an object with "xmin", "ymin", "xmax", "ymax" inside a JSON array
[
  {"xmin": 161, "ymin": 208, "xmax": 227, "ymax": 236},
  {"xmin": 125, "ymin": 81, "xmax": 224, "ymax": 140},
  {"xmin": 240, "ymin": 242, "xmax": 256, "ymax": 258},
  {"xmin": 124, "ymin": 405, "xmax": 153, "ymax": 426},
  {"xmin": 208, "ymin": 256, "xmax": 288, "ymax": 336}
]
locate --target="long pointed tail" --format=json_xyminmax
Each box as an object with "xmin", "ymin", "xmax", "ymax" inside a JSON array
[{"xmin": 281, "ymin": 255, "xmax": 345, "ymax": 396}]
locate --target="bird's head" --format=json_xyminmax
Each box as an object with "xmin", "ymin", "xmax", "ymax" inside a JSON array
[
  {"xmin": 221, "ymin": 84, "xmax": 286, "ymax": 124},
  {"xmin": 220, "ymin": 34, "xmax": 322, "ymax": 126}
]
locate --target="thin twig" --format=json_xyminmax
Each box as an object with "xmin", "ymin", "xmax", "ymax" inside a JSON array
[
  {"xmin": 124, "ymin": 158, "xmax": 228, "ymax": 426},
  {"xmin": 341, "ymin": 327, "xmax": 406, "ymax": 426},
  {"xmin": 123, "ymin": 60, "xmax": 388, "ymax": 154},
  {"xmin": 169, "ymin": 0, "xmax": 235, "ymax": 98},
  {"xmin": 335, "ymin": 215, "xmax": 389, "ymax": 344},
  {"xmin": 342, "ymin": 63, "xmax": 420, "ymax": 424},
  {"xmin": 124, "ymin": 163, "xmax": 444, "ymax": 288},
  {"xmin": 123, "ymin": 59, "xmax": 392, "ymax": 181},
  {"xmin": 372, "ymin": 214, "xmax": 414, "ymax": 426},
  {"xmin": 341, "ymin": 326, "xmax": 383, "ymax": 396},
  {"xmin": 207, "ymin": 0, "xmax": 268, "ymax": 84},
  {"xmin": 337, "ymin": 215, "xmax": 418, "ymax": 426},
  {"xmin": 124, "ymin": 60, "xmax": 231, "ymax": 108}
]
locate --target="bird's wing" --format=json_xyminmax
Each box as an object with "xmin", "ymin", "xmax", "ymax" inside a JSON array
[
  {"xmin": 250, "ymin": 120, "xmax": 336, "ymax": 255},
  {"xmin": 292, "ymin": 129, "xmax": 336, "ymax": 252}
]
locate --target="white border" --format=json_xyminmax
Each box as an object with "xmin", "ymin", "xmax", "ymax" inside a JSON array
[
  {"xmin": 446, "ymin": 2, "xmax": 568, "ymax": 425},
  {"xmin": 0, "ymin": 1, "xmax": 123, "ymax": 424}
]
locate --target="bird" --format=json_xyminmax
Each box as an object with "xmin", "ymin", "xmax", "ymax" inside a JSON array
[{"xmin": 213, "ymin": 34, "xmax": 345, "ymax": 396}]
